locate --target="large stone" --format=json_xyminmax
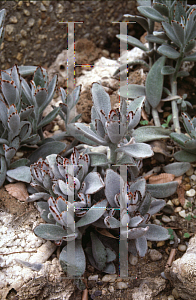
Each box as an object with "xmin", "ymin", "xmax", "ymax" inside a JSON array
[
  {"xmin": 165, "ymin": 235, "xmax": 196, "ymax": 299},
  {"xmin": 132, "ymin": 277, "xmax": 166, "ymax": 300}
]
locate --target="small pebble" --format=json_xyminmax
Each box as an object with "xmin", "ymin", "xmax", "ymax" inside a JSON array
[
  {"xmin": 167, "ymin": 200, "xmax": 174, "ymax": 206},
  {"xmin": 162, "ymin": 215, "xmax": 171, "ymax": 223},
  {"xmin": 153, "ymin": 218, "xmax": 161, "ymax": 225},
  {"xmin": 178, "ymin": 244, "xmax": 187, "ymax": 252},
  {"xmin": 28, "ymin": 18, "xmax": 35, "ymax": 27},
  {"xmin": 168, "ymin": 295, "xmax": 175, "ymax": 300},
  {"xmin": 186, "ymin": 189, "xmax": 195, "ymax": 197},
  {"xmin": 172, "ymin": 288, "xmax": 180, "ymax": 299},
  {"xmin": 172, "ymin": 198, "xmax": 180, "ymax": 206},
  {"xmin": 88, "ymin": 275, "xmax": 98, "ymax": 281},
  {"xmin": 147, "ymin": 241, "xmax": 152, "ymax": 248},
  {"xmin": 101, "ymin": 288, "xmax": 107, "ymax": 295},
  {"xmin": 129, "ymin": 253, "xmax": 138, "ymax": 265},
  {"xmin": 170, "ymin": 215, "xmax": 176, "ymax": 222},
  {"xmin": 184, "ymin": 183, "xmax": 191, "ymax": 191},
  {"xmin": 149, "ymin": 249, "xmax": 162, "ymax": 261},
  {"xmin": 186, "ymin": 166, "xmax": 194, "ymax": 176},
  {"xmin": 174, "ymin": 207, "xmax": 182, "ymax": 213},
  {"xmin": 16, "ymin": 151, "xmax": 24, "ymax": 158},
  {"xmin": 116, "ymin": 282, "xmax": 128, "ymax": 289},
  {"xmin": 108, "ymin": 285, "xmax": 115, "ymax": 293},
  {"xmin": 102, "ymin": 274, "xmax": 117, "ymax": 283},
  {"xmin": 157, "ymin": 241, "xmax": 165, "ymax": 247},
  {"xmin": 9, "ymin": 16, "xmax": 18, "ymax": 24},
  {"xmin": 53, "ymin": 125, "xmax": 59, "ymax": 131},
  {"xmin": 24, "ymin": 9, "xmax": 30, "ymax": 16},
  {"xmin": 191, "ymin": 174, "xmax": 196, "ymax": 181},
  {"xmin": 179, "ymin": 210, "xmax": 187, "ymax": 218}
]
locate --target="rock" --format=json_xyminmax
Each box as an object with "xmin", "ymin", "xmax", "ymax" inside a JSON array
[
  {"xmin": 88, "ymin": 275, "xmax": 99, "ymax": 281},
  {"xmin": 102, "ymin": 274, "xmax": 117, "ymax": 283},
  {"xmin": 178, "ymin": 244, "xmax": 187, "ymax": 252},
  {"xmin": 168, "ymin": 296, "xmax": 175, "ymax": 300},
  {"xmin": 166, "ymin": 235, "xmax": 196, "ymax": 299},
  {"xmin": 28, "ymin": 18, "xmax": 35, "ymax": 28},
  {"xmin": 179, "ymin": 210, "xmax": 187, "ymax": 218},
  {"xmin": 149, "ymin": 249, "xmax": 163, "ymax": 261},
  {"xmin": 162, "ymin": 215, "xmax": 171, "ymax": 223},
  {"xmin": 157, "ymin": 241, "xmax": 165, "ymax": 247},
  {"xmin": 132, "ymin": 277, "xmax": 166, "ymax": 300},
  {"xmin": 186, "ymin": 189, "xmax": 196, "ymax": 197},
  {"xmin": 190, "ymin": 174, "xmax": 196, "ymax": 181},
  {"xmin": 0, "ymin": 209, "xmax": 76, "ymax": 300},
  {"xmin": 129, "ymin": 253, "xmax": 138, "ymax": 265},
  {"xmin": 108, "ymin": 285, "xmax": 115, "ymax": 293},
  {"xmin": 174, "ymin": 207, "xmax": 182, "ymax": 213},
  {"xmin": 116, "ymin": 281, "xmax": 128, "ymax": 289},
  {"xmin": 9, "ymin": 16, "xmax": 18, "ymax": 23},
  {"xmin": 186, "ymin": 165, "xmax": 194, "ymax": 176}
]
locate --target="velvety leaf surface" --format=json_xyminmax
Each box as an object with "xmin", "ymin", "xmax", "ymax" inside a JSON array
[{"xmin": 59, "ymin": 239, "xmax": 86, "ymax": 277}]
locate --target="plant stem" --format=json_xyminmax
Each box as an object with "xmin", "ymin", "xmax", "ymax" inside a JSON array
[
  {"xmin": 109, "ymin": 144, "xmax": 117, "ymax": 165},
  {"xmin": 170, "ymin": 56, "xmax": 183, "ymax": 134},
  {"xmin": 152, "ymin": 108, "xmax": 161, "ymax": 126}
]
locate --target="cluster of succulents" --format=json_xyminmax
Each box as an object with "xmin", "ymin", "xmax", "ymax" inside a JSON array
[
  {"xmin": 28, "ymin": 148, "xmax": 170, "ymax": 281},
  {"xmin": 116, "ymin": 0, "xmax": 196, "ymax": 134},
  {"xmin": 0, "ymin": 65, "xmax": 67, "ymax": 186},
  {"xmin": 171, "ymin": 112, "xmax": 196, "ymax": 162},
  {"xmin": 0, "ymin": 2, "xmax": 196, "ymax": 293}
]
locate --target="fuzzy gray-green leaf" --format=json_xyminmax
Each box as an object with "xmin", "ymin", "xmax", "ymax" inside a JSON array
[
  {"xmin": 183, "ymin": 52, "xmax": 196, "ymax": 62},
  {"xmin": 147, "ymin": 181, "xmax": 178, "ymax": 198},
  {"xmin": 158, "ymin": 44, "xmax": 180, "ymax": 60},
  {"xmin": 174, "ymin": 150, "xmax": 196, "ymax": 162},
  {"xmin": 116, "ymin": 143, "xmax": 153, "ymax": 159},
  {"xmin": 1, "ymin": 80, "xmax": 20, "ymax": 106},
  {"xmin": 88, "ymin": 152, "xmax": 109, "ymax": 167},
  {"xmin": 34, "ymin": 224, "xmax": 67, "ymax": 240},
  {"xmin": 133, "ymin": 126, "xmax": 171, "ymax": 143},
  {"xmin": 140, "ymin": 224, "xmax": 170, "ymax": 241},
  {"xmin": 153, "ymin": 2, "xmax": 169, "ymax": 17},
  {"xmin": 7, "ymin": 166, "xmax": 31, "ymax": 183},
  {"xmin": 91, "ymin": 232, "xmax": 107, "ymax": 271},
  {"xmin": 0, "ymin": 156, "xmax": 6, "ymax": 187},
  {"xmin": 116, "ymin": 34, "xmax": 148, "ymax": 52},
  {"xmin": 119, "ymin": 84, "xmax": 146, "ymax": 99},
  {"xmin": 137, "ymin": 6, "xmax": 166, "ymax": 22},
  {"xmin": 162, "ymin": 22, "xmax": 181, "ymax": 47},
  {"xmin": 60, "ymin": 239, "xmax": 86, "ymax": 277},
  {"xmin": 146, "ymin": 56, "xmax": 165, "ymax": 108},
  {"xmin": 92, "ymin": 82, "xmax": 111, "ymax": 119},
  {"xmin": 28, "ymin": 141, "xmax": 66, "ymax": 164},
  {"xmin": 37, "ymin": 107, "xmax": 60, "ymax": 130},
  {"xmin": 124, "ymin": 14, "xmax": 149, "ymax": 32},
  {"xmin": 163, "ymin": 162, "xmax": 191, "ymax": 177},
  {"xmin": 161, "ymin": 66, "xmax": 175, "ymax": 75},
  {"xmin": 76, "ymin": 198, "xmax": 107, "ymax": 227}
]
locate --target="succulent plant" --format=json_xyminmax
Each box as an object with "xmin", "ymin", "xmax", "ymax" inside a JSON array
[
  {"xmin": 116, "ymin": 0, "xmax": 196, "ymax": 134},
  {"xmin": 28, "ymin": 152, "xmax": 171, "ymax": 283},
  {"xmin": 69, "ymin": 82, "xmax": 153, "ymax": 177},
  {"xmin": 0, "ymin": 65, "xmax": 66, "ymax": 186},
  {"xmin": 170, "ymin": 112, "xmax": 196, "ymax": 162}
]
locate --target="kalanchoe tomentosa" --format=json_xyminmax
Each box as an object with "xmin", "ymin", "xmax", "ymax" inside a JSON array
[
  {"xmin": 116, "ymin": 0, "xmax": 196, "ymax": 134},
  {"xmin": 29, "ymin": 147, "xmax": 171, "ymax": 282},
  {"xmin": 170, "ymin": 112, "xmax": 196, "ymax": 162},
  {"xmin": 69, "ymin": 82, "xmax": 153, "ymax": 177},
  {"xmin": 0, "ymin": 65, "xmax": 66, "ymax": 186}
]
